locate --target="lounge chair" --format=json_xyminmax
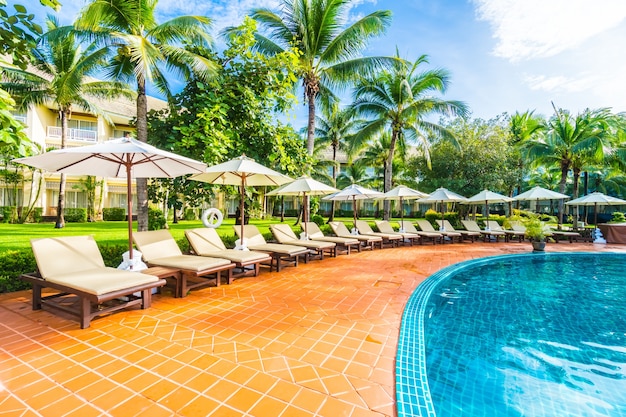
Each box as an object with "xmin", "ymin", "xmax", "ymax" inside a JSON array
[
  {"xmin": 544, "ymin": 225, "xmax": 581, "ymax": 243},
  {"xmin": 398, "ymin": 220, "xmax": 443, "ymax": 244},
  {"xmin": 133, "ymin": 230, "xmax": 235, "ymax": 297},
  {"xmin": 302, "ymin": 222, "xmax": 360, "ymax": 254},
  {"xmin": 184, "ymin": 228, "xmax": 272, "ymax": 277},
  {"xmin": 486, "ymin": 220, "xmax": 525, "ymax": 242},
  {"xmin": 416, "ymin": 219, "xmax": 462, "ymax": 243},
  {"xmin": 21, "ymin": 235, "xmax": 166, "ymax": 328},
  {"xmin": 354, "ymin": 220, "xmax": 402, "ymax": 247},
  {"xmin": 374, "ymin": 220, "xmax": 420, "ymax": 245},
  {"xmin": 329, "ymin": 221, "xmax": 383, "ymax": 250},
  {"xmin": 439, "ymin": 219, "xmax": 480, "ymax": 242},
  {"xmin": 234, "ymin": 225, "xmax": 310, "ymax": 272},
  {"xmin": 461, "ymin": 220, "xmax": 506, "ymax": 242},
  {"xmin": 270, "ymin": 223, "xmax": 337, "ymax": 259}
]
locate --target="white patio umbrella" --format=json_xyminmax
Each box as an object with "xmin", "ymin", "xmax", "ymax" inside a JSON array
[
  {"xmin": 323, "ymin": 184, "xmax": 383, "ymax": 232},
  {"xmin": 418, "ymin": 187, "xmax": 467, "ymax": 230},
  {"xmin": 377, "ymin": 185, "xmax": 429, "ymax": 231},
  {"xmin": 464, "ymin": 189, "xmax": 513, "ymax": 228},
  {"xmin": 514, "ymin": 185, "xmax": 570, "ymax": 224},
  {"xmin": 189, "ymin": 155, "xmax": 293, "ymax": 249},
  {"xmin": 13, "ymin": 137, "xmax": 207, "ymax": 265},
  {"xmin": 565, "ymin": 192, "xmax": 626, "ymax": 227},
  {"xmin": 267, "ymin": 175, "xmax": 339, "ymax": 239}
]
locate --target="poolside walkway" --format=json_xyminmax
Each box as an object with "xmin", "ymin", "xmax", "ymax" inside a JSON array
[{"xmin": 1, "ymin": 241, "xmax": 625, "ymax": 417}]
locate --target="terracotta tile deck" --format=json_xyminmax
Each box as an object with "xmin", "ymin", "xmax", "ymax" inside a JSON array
[{"xmin": 1, "ymin": 241, "xmax": 625, "ymax": 416}]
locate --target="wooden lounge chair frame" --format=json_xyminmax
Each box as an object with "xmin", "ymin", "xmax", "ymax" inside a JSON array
[
  {"xmin": 328, "ymin": 221, "xmax": 383, "ymax": 250},
  {"xmin": 134, "ymin": 230, "xmax": 236, "ymax": 297},
  {"xmin": 486, "ymin": 220, "xmax": 525, "ymax": 242},
  {"xmin": 439, "ymin": 220, "xmax": 480, "ymax": 242},
  {"xmin": 185, "ymin": 228, "xmax": 272, "ymax": 277},
  {"xmin": 374, "ymin": 220, "xmax": 420, "ymax": 246},
  {"xmin": 354, "ymin": 220, "xmax": 402, "ymax": 248},
  {"xmin": 234, "ymin": 225, "xmax": 310, "ymax": 272},
  {"xmin": 21, "ymin": 236, "xmax": 166, "ymax": 328},
  {"xmin": 302, "ymin": 222, "xmax": 360, "ymax": 254},
  {"xmin": 461, "ymin": 220, "xmax": 506, "ymax": 242},
  {"xmin": 270, "ymin": 223, "xmax": 337, "ymax": 259},
  {"xmin": 416, "ymin": 219, "xmax": 462, "ymax": 243},
  {"xmin": 398, "ymin": 221, "xmax": 443, "ymax": 245}
]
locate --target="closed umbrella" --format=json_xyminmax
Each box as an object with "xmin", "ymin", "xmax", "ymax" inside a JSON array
[
  {"xmin": 377, "ymin": 185, "xmax": 429, "ymax": 231},
  {"xmin": 267, "ymin": 175, "xmax": 339, "ymax": 239},
  {"xmin": 323, "ymin": 184, "xmax": 383, "ymax": 232},
  {"xmin": 419, "ymin": 187, "xmax": 467, "ymax": 230},
  {"xmin": 14, "ymin": 137, "xmax": 207, "ymax": 265},
  {"xmin": 189, "ymin": 155, "xmax": 293, "ymax": 249},
  {"xmin": 464, "ymin": 189, "xmax": 513, "ymax": 229}
]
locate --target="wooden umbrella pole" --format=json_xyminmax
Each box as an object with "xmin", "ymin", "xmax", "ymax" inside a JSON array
[
  {"xmin": 240, "ymin": 176, "xmax": 246, "ymax": 245},
  {"xmin": 126, "ymin": 161, "xmax": 134, "ymax": 265}
]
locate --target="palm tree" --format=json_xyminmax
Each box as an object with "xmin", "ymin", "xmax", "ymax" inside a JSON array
[
  {"xmin": 1, "ymin": 16, "xmax": 133, "ymax": 228},
  {"xmin": 314, "ymin": 103, "xmax": 360, "ymax": 220},
  {"xmin": 75, "ymin": 0, "xmax": 217, "ymax": 231},
  {"xmin": 351, "ymin": 54, "xmax": 468, "ymax": 219},
  {"xmin": 248, "ymin": 0, "xmax": 392, "ymax": 155},
  {"xmin": 524, "ymin": 104, "xmax": 616, "ymax": 224}
]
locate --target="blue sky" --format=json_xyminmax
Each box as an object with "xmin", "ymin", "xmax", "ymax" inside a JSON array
[{"xmin": 16, "ymin": 0, "xmax": 626, "ymax": 126}]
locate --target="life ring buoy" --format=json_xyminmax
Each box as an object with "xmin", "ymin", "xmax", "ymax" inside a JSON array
[{"xmin": 202, "ymin": 208, "xmax": 223, "ymax": 228}]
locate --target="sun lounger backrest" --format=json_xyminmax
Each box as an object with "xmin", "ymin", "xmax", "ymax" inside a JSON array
[
  {"xmin": 416, "ymin": 219, "xmax": 436, "ymax": 232},
  {"xmin": 302, "ymin": 222, "xmax": 324, "ymax": 239},
  {"xmin": 399, "ymin": 221, "xmax": 419, "ymax": 233},
  {"xmin": 329, "ymin": 221, "xmax": 351, "ymax": 236},
  {"xmin": 270, "ymin": 224, "xmax": 298, "ymax": 243},
  {"xmin": 510, "ymin": 222, "xmax": 526, "ymax": 232},
  {"xmin": 31, "ymin": 236, "xmax": 105, "ymax": 278},
  {"xmin": 355, "ymin": 220, "xmax": 375, "ymax": 234},
  {"xmin": 375, "ymin": 220, "xmax": 394, "ymax": 233},
  {"xmin": 486, "ymin": 220, "xmax": 504, "ymax": 231},
  {"xmin": 185, "ymin": 228, "xmax": 227, "ymax": 255},
  {"xmin": 238, "ymin": 225, "xmax": 268, "ymax": 246},
  {"xmin": 133, "ymin": 230, "xmax": 183, "ymax": 262},
  {"xmin": 461, "ymin": 220, "xmax": 481, "ymax": 232},
  {"xmin": 442, "ymin": 220, "xmax": 456, "ymax": 231}
]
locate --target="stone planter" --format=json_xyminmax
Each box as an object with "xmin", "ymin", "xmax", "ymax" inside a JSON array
[{"xmin": 531, "ymin": 241, "xmax": 546, "ymax": 251}]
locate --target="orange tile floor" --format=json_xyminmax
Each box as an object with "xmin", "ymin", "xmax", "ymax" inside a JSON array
[{"xmin": 1, "ymin": 240, "xmax": 625, "ymax": 417}]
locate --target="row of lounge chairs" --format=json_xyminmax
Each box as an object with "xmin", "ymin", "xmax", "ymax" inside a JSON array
[{"xmin": 21, "ymin": 218, "xmax": 583, "ymax": 328}]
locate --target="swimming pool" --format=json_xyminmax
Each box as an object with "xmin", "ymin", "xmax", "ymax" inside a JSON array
[{"xmin": 396, "ymin": 252, "xmax": 626, "ymax": 417}]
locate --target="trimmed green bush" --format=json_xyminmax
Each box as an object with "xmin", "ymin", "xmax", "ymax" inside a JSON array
[
  {"xmin": 0, "ymin": 249, "xmax": 37, "ymax": 293},
  {"xmin": 1, "ymin": 206, "xmax": 17, "ymax": 223},
  {"xmin": 64, "ymin": 208, "xmax": 87, "ymax": 223},
  {"xmin": 311, "ymin": 214, "xmax": 324, "ymax": 226},
  {"xmin": 148, "ymin": 208, "xmax": 166, "ymax": 230},
  {"xmin": 611, "ymin": 212, "xmax": 625, "ymax": 223},
  {"xmin": 102, "ymin": 207, "xmax": 127, "ymax": 221},
  {"xmin": 30, "ymin": 207, "xmax": 43, "ymax": 223}
]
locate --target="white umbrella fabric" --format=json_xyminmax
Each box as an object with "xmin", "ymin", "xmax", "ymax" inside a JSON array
[
  {"xmin": 377, "ymin": 185, "xmax": 429, "ymax": 231},
  {"xmin": 267, "ymin": 175, "xmax": 338, "ymax": 239},
  {"xmin": 464, "ymin": 189, "xmax": 513, "ymax": 228},
  {"xmin": 565, "ymin": 192, "xmax": 626, "ymax": 226},
  {"xmin": 514, "ymin": 185, "xmax": 570, "ymax": 224},
  {"xmin": 419, "ymin": 188, "xmax": 467, "ymax": 231},
  {"xmin": 323, "ymin": 184, "xmax": 383, "ymax": 232},
  {"xmin": 13, "ymin": 137, "xmax": 207, "ymax": 265},
  {"xmin": 189, "ymin": 155, "xmax": 293, "ymax": 248}
]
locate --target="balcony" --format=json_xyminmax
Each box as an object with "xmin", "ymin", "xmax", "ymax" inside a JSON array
[{"xmin": 47, "ymin": 126, "xmax": 97, "ymax": 142}]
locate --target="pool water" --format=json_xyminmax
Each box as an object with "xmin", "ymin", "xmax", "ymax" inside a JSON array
[{"xmin": 396, "ymin": 252, "xmax": 626, "ymax": 417}]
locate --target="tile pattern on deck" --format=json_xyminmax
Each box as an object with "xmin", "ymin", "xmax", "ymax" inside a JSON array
[{"xmin": 1, "ymin": 241, "xmax": 624, "ymax": 416}]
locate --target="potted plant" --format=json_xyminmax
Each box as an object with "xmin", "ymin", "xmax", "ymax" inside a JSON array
[{"xmin": 524, "ymin": 216, "xmax": 547, "ymax": 251}]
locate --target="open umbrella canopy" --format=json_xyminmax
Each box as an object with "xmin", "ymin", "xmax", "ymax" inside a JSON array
[
  {"xmin": 514, "ymin": 186, "xmax": 569, "ymax": 201},
  {"xmin": 377, "ymin": 185, "xmax": 429, "ymax": 228},
  {"xmin": 189, "ymin": 155, "xmax": 293, "ymax": 248},
  {"xmin": 267, "ymin": 176, "xmax": 338, "ymax": 238},
  {"xmin": 565, "ymin": 192, "xmax": 626, "ymax": 206},
  {"xmin": 419, "ymin": 187, "xmax": 467, "ymax": 203},
  {"xmin": 465, "ymin": 189, "xmax": 513, "ymax": 204},
  {"xmin": 323, "ymin": 184, "xmax": 383, "ymax": 229},
  {"xmin": 13, "ymin": 137, "xmax": 207, "ymax": 265}
]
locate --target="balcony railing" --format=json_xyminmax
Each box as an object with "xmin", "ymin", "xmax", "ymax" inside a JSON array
[{"xmin": 47, "ymin": 126, "xmax": 97, "ymax": 142}]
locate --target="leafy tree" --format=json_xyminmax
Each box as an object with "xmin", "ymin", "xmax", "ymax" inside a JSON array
[
  {"xmin": 247, "ymin": 0, "xmax": 392, "ymax": 155},
  {"xmin": 75, "ymin": 0, "xmax": 218, "ymax": 231},
  {"xmin": 523, "ymin": 105, "xmax": 617, "ymax": 223},
  {"xmin": 351, "ymin": 54, "xmax": 468, "ymax": 219},
  {"xmin": 2, "ymin": 16, "xmax": 133, "ymax": 228},
  {"xmin": 147, "ymin": 19, "xmax": 309, "ymax": 214}
]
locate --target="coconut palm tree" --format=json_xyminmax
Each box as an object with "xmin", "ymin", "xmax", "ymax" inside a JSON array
[
  {"xmin": 247, "ymin": 0, "xmax": 392, "ymax": 155},
  {"xmin": 351, "ymin": 54, "xmax": 468, "ymax": 219},
  {"xmin": 1, "ymin": 16, "xmax": 133, "ymax": 228},
  {"xmin": 75, "ymin": 0, "xmax": 217, "ymax": 231},
  {"xmin": 524, "ymin": 105, "xmax": 616, "ymax": 223}
]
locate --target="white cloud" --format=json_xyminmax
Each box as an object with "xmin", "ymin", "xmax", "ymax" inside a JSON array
[
  {"xmin": 473, "ymin": 0, "xmax": 626, "ymax": 62},
  {"xmin": 523, "ymin": 74, "xmax": 596, "ymax": 93}
]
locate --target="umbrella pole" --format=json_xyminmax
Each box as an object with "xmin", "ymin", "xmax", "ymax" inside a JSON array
[
  {"xmin": 125, "ymin": 163, "xmax": 134, "ymax": 266},
  {"xmin": 240, "ymin": 177, "xmax": 246, "ymax": 246},
  {"xmin": 353, "ymin": 196, "xmax": 357, "ymax": 231},
  {"xmin": 304, "ymin": 192, "xmax": 308, "ymax": 238},
  {"xmin": 400, "ymin": 197, "xmax": 404, "ymax": 225}
]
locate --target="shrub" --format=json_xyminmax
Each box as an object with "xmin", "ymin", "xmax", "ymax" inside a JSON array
[
  {"xmin": 184, "ymin": 209, "xmax": 197, "ymax": 221},
  {"xmin": 1, "ymin": 206, "xmax": 17, "ymax": 223},
  {"xmin": 0, "ymin": 249, "xmax": 37, "ymax": 293},
  {"xmin": 310, "ymin": 214, "xmax": 324, "ymax": 226},
  {"xmin": 148, "ymin": 208, "xmax": 166, "ymax": 230},
  {"xmin": 102, "ymin": 207, "xmax": 127, "ymax": 221},
  {"xmin": 611, "ymin": 212, "xmax": 625, "ymax": 223},
  {"xmin": 64, "ymin": 208, "xmax": 87, "ymax": 223},
  {"xmin": 97, "ymin": 243, "xmax": 129, "ymax": 268},
  {"xmin": 30, "ymin": 207, "xmax": 43, "ymax": 223},
  {"xmin": 221, "ymin": 233, "xmax": 238, "ymax": 249}
]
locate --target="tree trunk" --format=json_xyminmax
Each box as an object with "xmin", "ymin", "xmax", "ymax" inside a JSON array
[
  {"xmin": 383, "ymin": 130, "xmax": 398, "ymax": 220},
  {"xmin": 558, "ymin": 163, "xmax": 568, "ymax": 225},
  {"xmin": 136, "ymin": 78, "xmax": 149, "ymax": 231},
  {"xmin": 329, "ymin": 145, "xmax": 338, "ymax": 222},
  {"xmin": 571, "ymin": 168, "xmax": 581, "ymax": 229},
  {"xmin": 306, "ymin": 93, "xmax": 316, "ymax": 156},
  {"xmin": 55, "ymin": 109, "xmax": 68, "ymax": 228}
]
